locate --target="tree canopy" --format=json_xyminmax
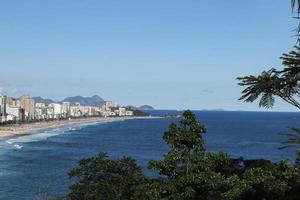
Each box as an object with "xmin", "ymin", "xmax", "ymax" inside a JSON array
[{"xmin": 67, "ymin": 153, "xmax": 147, "ymax": 200}]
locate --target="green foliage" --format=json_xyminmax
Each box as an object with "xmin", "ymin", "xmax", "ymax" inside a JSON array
[
  {"xmin": 292, "ymin": 0, "xmax": 300, "ymax": 13},
  {"xmin": 149, "ymin": 110, "xmax": 206, "ymax": 178},
  {"xmin": 237, "ymin": 69, "xmax": 279, "ymax": 108},
  {"xmin": 237, "ymin": 46, "xmax": 300, "ymax": 109},
  {"xmin": 67, "ymin": 153, "xmax": 147, "ymax": 200},
  {"xmin": 132, "ymin": 109, "xmax": 150, "ymax": 116}
]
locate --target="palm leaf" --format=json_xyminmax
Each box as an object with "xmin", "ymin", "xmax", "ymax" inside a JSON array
[
  {"xmin": 278, "ymin": 126, "xmax": 300, "ymax": 149},
  {"xmin": 292, "ymin": 0, "xmax": 300, "ymax": 13},
  {"xmin": 237, "ymin": 69, "xmax": 281, "ymax": 108},
  {"xmin": 278, "ymin": 145, "xmax": 297, "ymax": 150}
]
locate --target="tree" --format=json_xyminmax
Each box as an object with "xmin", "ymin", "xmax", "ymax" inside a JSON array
[
  {"xmin": 67, "ymin": 153, "xmax": 147, "ymax": 200},
  {"xmin": 238, "ymin": 0, "xmax": 300, "ymax": 109},
  {"xmin": 148, "ymin": 111, "xmax": 244, "ymax": 200},
  {"xmin": 237, "ymin": 46, "xmax": 300, "ymax": 109},
  {"xmin": 238, "ymin": 46, "xmax": 300, "ymax": 151},
  {"xmin": 148, "ymin": 110, "xmax": 207, "ymax": 179},
  {"xmin": 148, "ymin": 110, "xmax": 228, "ymax": 200}
]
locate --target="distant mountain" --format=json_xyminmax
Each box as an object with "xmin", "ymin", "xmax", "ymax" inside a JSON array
[
  {"xmin": 33, "ymin": 96, "xmax": 56, "ymax": 104},
  {"xmin": 62, "ymin": 95, "xmax": 105, "ymax": 106},
  {"xmin": 138, "ymin": 105, "xmax": 154, "ymax": 110},
  {"xmin": 33, "ymin": 95, "xmax": 105, "ymax": 106}
]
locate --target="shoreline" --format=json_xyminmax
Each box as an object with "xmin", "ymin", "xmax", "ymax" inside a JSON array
[{"xmin": 0, "ymin": 116, "xmax": 162, "ymax": 140}]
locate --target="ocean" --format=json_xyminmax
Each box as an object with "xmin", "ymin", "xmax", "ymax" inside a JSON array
[{"xmin": 0, "ymin": 110, "xmax": 299, "ymax": 199}]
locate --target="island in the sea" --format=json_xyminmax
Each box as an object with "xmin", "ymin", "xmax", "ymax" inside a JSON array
[{"xmin": 138, "ymin": 105, "xmax": 155, "ymax": 110}]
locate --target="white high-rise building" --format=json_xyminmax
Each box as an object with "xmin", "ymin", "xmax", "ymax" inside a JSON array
[
  {"xmin": 105, "ymin": 101, "xmax": 118, "ymax": 110},
  {"xmin": 119, "ymin": 107, "xmax": 126, "ymax": 116},
  {"xmin": 61, "ymin": 102, "xmax": 70, "ymax": 117},
  {"xmin": 49, "ymin": 103, "xmax": 62, "ymax": 119},
  {"xmin": 6, "ymin": 106, "xmax": 23, "ymax": 121},
  {"xmin": 0, "ymin": 96, "xmax": 7, "ymax": 122}
]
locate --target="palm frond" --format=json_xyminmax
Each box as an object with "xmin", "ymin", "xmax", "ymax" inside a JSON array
[
  {"xmin": 278, "ymin": 126, "xmax": 300, "ymax": 150},
  {"xmin": 279, "ymin": 132, "xmax": 300, "ymax": 138},
  {"xmin": 278, "ymin": 145, "xmax": 297, "ymax": 150},
  {"xmin": 259, "ymin": 93, "xmax": 275, "ymax": 108},
  {"xmin": 287, "ymin": 126, "xmax": 300, "ymax": 134},
  {"xmin": 292, "ymin": 0, "xmax": 300, "ymax": 14},
  {"xmin": 237, "ymin": 69, "xmax": 281, "ymax": 108}
]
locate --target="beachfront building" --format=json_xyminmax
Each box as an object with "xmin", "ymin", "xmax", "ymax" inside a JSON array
[
  {"xmin": 46, "ymin": 106, "xmax": 54, "ymax": 119},
  {"xmin": 20, "ymin": 96, "xmax": 35, "ymax": 120},
  {"xmin": 0, "ymin": 105, "xmax": 4, "ymax": 122},
  {"xmin": 0, "ymin": 96, "xmax": 7, "ymax": 122},
  {"xmin": 105, "ymin": 101, "xmax": 118, "ymax": 110},
  {"xmin": 35, "ymin": 103, "xmax": 47, "ymax": 120},
  {"xmin": 79, "ymin": 106, "xmax": 99, "ymax": 117},
  {"xmin": 100, "ymin": 104, "xmax": 106, "ymax": 112},
  {"xmin": 0, "ymin": 96, "xmax": 26, "ymax": 122},
  {"xmin": 61, "ymin": 102, "xmax": 70, "ymax": 118},
  {"xmin": 99, "ymin": 101, "xmax": 119, "ymax": 117},
  {"xmin": 6, "ymin": 106, "xmax": 24, "ymax": 121},
  {"xmin": 98, "ymin": 102, "xmax": 135, "ymax": 117},
  {"xmin": 0, "ymin": 94, "xmax": 135, "ymax": 124},
  {"xmin": 79, "ymin": 105, "xmax": 87, "ymax": 116},
  {"xmin": 49, "ymin": 103, "xmax": 62, "ymax": 119},
  {"xmin": 6, "ymin": 97, "xmax": 17, "ymax": 107},
  {"xmin": 100, "ymin": 110, "xmax": 116, "ymax": 117},
  {"xmin": 87, "ymin": 106, "xmax": 96, "ymax": 116},
  {"xmin": 69, "ymin": 103, "xmax": 82, "ymax": 117},
  {"xmin": 118, "ymin": 107, "xmax": 126, "ymax": 116},
  {"xmin": 125, "ymin": 110, "xmax": 134, "ymax": 116}
]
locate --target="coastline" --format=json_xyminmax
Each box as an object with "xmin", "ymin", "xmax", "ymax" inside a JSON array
[{"xmin": 0, "ymin": 116, "xmax": 161, "ymax": 140}]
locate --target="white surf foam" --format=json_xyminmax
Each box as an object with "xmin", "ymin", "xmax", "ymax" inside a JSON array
[
  {"xmin": 5, "ymin": 140, "xmax": 13, "ymax": 145},
  {"xmin": 13, "ymin": 144, "xmax": 23, "ymax": 149},
  {"xmin": 5, "ymin": 127, "xmax": 67, "ymax": 149},
  {"xmin": 4, "ymin": 118, "xmax": 125, "ymax": 148}
]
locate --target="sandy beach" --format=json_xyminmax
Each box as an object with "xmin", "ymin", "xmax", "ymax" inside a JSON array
[{"xmin": 0, "ymin": 116, "xmax": 159, "ymax": 139}]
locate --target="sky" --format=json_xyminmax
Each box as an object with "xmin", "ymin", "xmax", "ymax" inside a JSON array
[{"xmin": 0, "ymin": 0, "xmax": 299, "ymax": 111}]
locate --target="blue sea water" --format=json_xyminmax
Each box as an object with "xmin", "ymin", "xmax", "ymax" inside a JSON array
[{"xmin": 0, "ymin": 110, "xmax": 300, "ymax": 199}]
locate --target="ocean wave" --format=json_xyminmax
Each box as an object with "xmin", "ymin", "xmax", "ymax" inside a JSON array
[
  {"xmin": 13, "ymin": 144, "xmax": 23, "ymax": 149},
  {"xmin": 4, "ymin": 118, "xmax": 125, "ymax": 148}
]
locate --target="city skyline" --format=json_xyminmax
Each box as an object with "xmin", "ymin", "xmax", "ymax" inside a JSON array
[
  {"xmin": 0, "ymin": 94, "xmax": 135, "ymax": 123},
  {"xmin": 0, "ymin": 1, "xmax": 298, "ymax": 111}
]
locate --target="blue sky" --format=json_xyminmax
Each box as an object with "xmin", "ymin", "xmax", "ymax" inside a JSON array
[{"xmin": 0, "ymin": 0, "xmax": 298, "ymax": 111}]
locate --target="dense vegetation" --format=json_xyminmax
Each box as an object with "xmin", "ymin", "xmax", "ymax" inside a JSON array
[{"xmin": 65, "ymin": 110, "xmax": 300, "ymax": 200}]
